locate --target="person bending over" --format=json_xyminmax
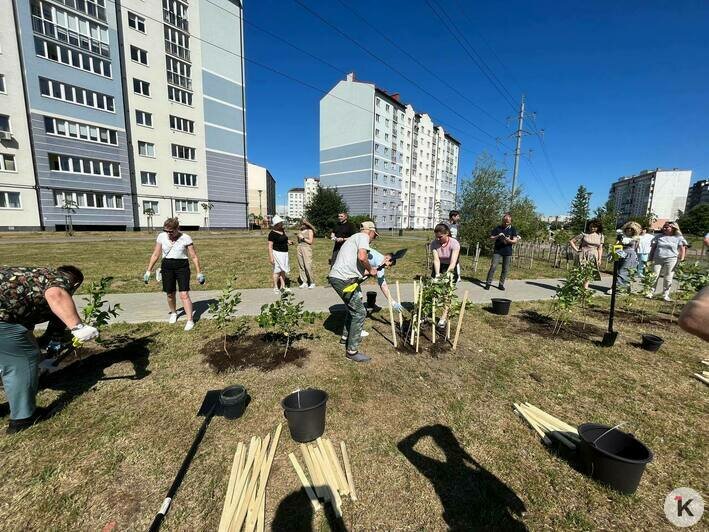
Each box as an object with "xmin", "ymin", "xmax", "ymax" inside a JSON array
[
  {"xmin": 354, "ymin": 247, "xmax": 402, "ymax": 340},
  {"xmin": 0, "ymin": 266, "xmax": 98, "ymax": 433}
]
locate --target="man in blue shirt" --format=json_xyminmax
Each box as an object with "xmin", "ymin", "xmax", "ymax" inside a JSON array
[{"xmin": 485, "ymin": 213, "xmax": 519, "ymax": 290}]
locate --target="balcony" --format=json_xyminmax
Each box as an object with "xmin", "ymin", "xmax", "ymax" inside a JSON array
[
  {"xmin": 165, "ymin": 40, "xmax": 191, "ymax": 62},
  {"xmin": 167, "ymin": 71, "xmax": 192, "ymax": 90},
  {"xmin": 32, "ymin": 16, "xmax": 110, "ymax": 58},
  {"xmin": 163, "ymin": 9, "xmax": 189, "ymax": 32}
]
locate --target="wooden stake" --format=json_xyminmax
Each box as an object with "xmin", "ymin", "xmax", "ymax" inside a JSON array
[
  {"xmin": 413, "ymin": 280, "xmax": 418, "ymax": 305},
  {"xmin": 693, "ymin": 373, "xmax": 709, "ymax": 385},
  {"xmin": 514, "ymin": 403, "xmax": 551, "ymax": 445},
  {"xmin": 229, "ymin": 435, "xmax": 269, "ymax": 532},
  {"xmin": 523, "ymin": 403, "xmax": 579, "ymax": 434},
  {"xmin": 446, "ymin": 319, "xmax": 451, "ymax": 341},
  {"xmin": 249, "ymin": 425, "xmax": 282, "ymax": 531},
  {"xmin": 257, "ymin": 492, "xmax": 265, "ymax": 532},
  {"xmin": 325, "ymin": 438, "xmax": 349, "ymax": 495},
  {"xmin": 301, "ymin": 444, "xmax": 325, "ymax": 500},
  {"xmin": 307, "ymin": 445, "xmax": 330, "ymax": 502},
  {"xmin": 317, "ymin": 437, "xmax": 345, "ymax": 494},
  {"xmin": 312, "ymin": 446, "xmax": 342, "ymax": 516},
  {"xmin": 517, "ymin": 405, "xmax": 576, "ymax": 450},
  {"xmin": 388, "ymin": 298, "xmax": 398, "ymax": 348},
  {"xmin": 395, "ymin": 281, "xmax": 403, "ymax": 329},
  {"xmin": 452, "ymin": 290, "xmax": 469, "ymax": 351},
  {"xmin": 223, "ymin": 437, "xmax": 259, "ymax": 532},
  {"xmin": 415, "ymin": 282, "xmax": 424, "ymax": 353},
  {"xmin": 340, "ymin": 441, "xmax": 357, "ymax": 501},
  {"xmin": 288, "ymin": 453, "xmax": 321, "ymax": 512},
  {"xmin": 219, "ymin": 442, "xmax": 244, "ymax": 532},
  {"xmin": 432, "ymin": 297, "xmax": 436, "ymax": 344}
]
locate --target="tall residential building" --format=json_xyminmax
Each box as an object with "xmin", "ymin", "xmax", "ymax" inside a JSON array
[
  {"xmin": 304, "ymin": 176, "xmax": 319, "ymax": 208},
  {"xmin": 1, "ymin": 0, "xmax": 246, "ymax": 231},
  {"xmin": 609, "ymin": 169, "xmax": 692, "ymax": 225},
  {"xmin": 246, "ymin": 162, "xmax": 275, "ymax": 221},
  {"xmin": 319, "ymin": 72, "xmax": 460, "ymax": 229},
  {"xmin": 685, "ymin": 179, "xmax": 708, "ymax": 212},
  {"xmin": 287, "ymin": 187, "xmax": 304, "ymax": 220}
]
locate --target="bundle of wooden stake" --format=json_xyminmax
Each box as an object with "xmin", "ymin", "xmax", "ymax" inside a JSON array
[
  {"xmin": 692, "ymin": 360, "xmax": 709, "ymax": 385},
  {"xmin": 288, "ymin": 437, "xmax": 356, "ymax": 518},
  {"xmin": 513, "ymin": 402, "xmax": 581, "ymax": 450},
  {"xmin": 218, "ymin": 424, "xmax": 282, "ymax": 532}
]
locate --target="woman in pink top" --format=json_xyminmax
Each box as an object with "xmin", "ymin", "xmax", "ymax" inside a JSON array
[{"xmin": 431, "ymin": 223, "xmax": 461, "ymax": 281}]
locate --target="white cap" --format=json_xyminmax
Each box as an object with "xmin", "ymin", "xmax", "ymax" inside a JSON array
[{"xmin": 271, "ymin": 215, "xmax": 284, "ymax": 226}]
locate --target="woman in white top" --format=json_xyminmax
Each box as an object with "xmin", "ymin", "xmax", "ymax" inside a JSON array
[
  {"xmin": 144, "ymin": 218, "xmax": 204, "ymax": 331},
  {"xmin": 647, "ymin": 221, "xmax": 687, "ymax": 301}
]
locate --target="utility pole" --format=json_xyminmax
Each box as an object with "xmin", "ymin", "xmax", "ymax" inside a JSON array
[
  {"xmin": 258, "ymin": 189, "xmax": 263, "ymax": 217},
  {"xmin": 510, "ymin": 94, "xmax": 525, "ymax": 210}
]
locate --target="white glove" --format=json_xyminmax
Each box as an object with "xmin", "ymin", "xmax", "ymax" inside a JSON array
[
  {"xmin": 197, "ymin": 272, "xmax": 206, "ymax": 285},
  {"xmin": 143, "ymin": 271, "xmax": 151, "ymax": 283},
  {"xmin": 391, "ymin": 300, "xmax": 403, "ymax": 312},
  {"xmin": 156, "ymin": 269, "xmax": 162, "ymax": 281},
  {"xmin": 72, "ymin": 324, "xmax": 99, "ymax": 343}
]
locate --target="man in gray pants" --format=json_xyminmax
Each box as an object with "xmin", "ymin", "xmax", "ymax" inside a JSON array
[
  {"xmin": 328, "ymin": 221, "xmax": 378, "ymax": 362},
  {"xmin": 485, "ymin": 214, "xmax": 519, "ymax": 290}
]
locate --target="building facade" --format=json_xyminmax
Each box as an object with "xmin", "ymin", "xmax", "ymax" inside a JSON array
[
  {"xmin": 319, "ymin": 73, "xmax": 460, "ymax": 229},
  {"xmin": 246, "ymin": 162, "xmax": 275, "ymax": 221},
  {"xmin": 1, "ymin": 0, "xmax": 246, "ymax": 231},
  {"xmin": 287, "ymin": 187, "xmax": 304, "ymax": 220},
  {"xmin": 303, "ymin": 176, "xmax": 318, "ymax": 208},
  {"xmin": 609, "ymin": 169, "xmax": 692, "ymax": 225},
  {"xmin": 685, "ymin": 179, "xmax": 708, "ymax": 213}
]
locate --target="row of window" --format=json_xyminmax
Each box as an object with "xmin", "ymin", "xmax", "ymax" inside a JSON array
[
  {"xmin": 134, "ymin": 78, "xmax": 194, "ymax": 106},
  {"xmin": 40, "ymin": 77, "xmax": 115, "ymax": 112},
  {"xmin": 166, "ymin": 56, "xmax": 192, "ymax": 90},
  {"xmin": 140, "ymin": 171, "xmax": 197, "ymax": 188},
  {"xmin": 169, "ymin": 115, "xmax": 195, "ymax": 133},
  {"xmin": 35, "ymin": 37, "xmax": 112, "ymax": 78},
  {"xmin": 54, "ymin": 0, "xmax": 107, "ymax": 23},
  {"xmin": 48, "ymin": 153, "xmax": 120, "ymax": 177},
  {"xmin": 54, "ymin": 190, "xmax": 123, "ymax": 209},
  {"xmin": 138, "ymin": 142, "xmax": 196, "ymax": 161},
  {"xmin": 44, "ymin": 116, "xmax": 118, "ymax": 145},
  {"xmin": 0, "ymin": 154, "xmax": 17, "ymax": 172},
  {"xmin": 164, "ymin": 26, "xmax": 190, "ymax": 62},
  {"xmin": 168, "ymin": 85, "xmax": 193, "ymax": 106},
  {"xmin": 31, "ymin": 0, "xmax": 110, "ymax": 58}
]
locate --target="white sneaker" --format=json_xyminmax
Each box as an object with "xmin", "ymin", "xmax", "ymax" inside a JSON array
[
  {"xmin": 308, "ymin": 283, "xmax": 316, "ymax": 289},
  {"xmin": 273, "ymin": 288, "xmax": 280, "ymax": 294},
  {"xmin": 168, "ymin": 312, "xmax": 178, "ymax": 324},
  {"xmin": 184, "ymin": 320, "xmax": 195, "ymax": 331},
  {"xmin": 645, "ymin": 293, "xmax": 653, "ymax": 299},
  {"xmin": 663, "ymin": 293, "xmax": 672, "ymax": 302},
  {"xmin": 299, "ymin": 282, "xmax": 308, "ymax": 289},
  {"xmin": 360, "ymin": 330, "xmax": 369, "ymax": 337}
]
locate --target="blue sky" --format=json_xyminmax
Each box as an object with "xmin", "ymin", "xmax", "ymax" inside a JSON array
[{"xmin": 243, "ymin": 0, "xmax": 708, "ymax": 216}]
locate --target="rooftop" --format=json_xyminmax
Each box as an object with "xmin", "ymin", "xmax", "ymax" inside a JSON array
[{"xmin": 288, "ymin": 188, "xmax": 305, "ymax": 193}]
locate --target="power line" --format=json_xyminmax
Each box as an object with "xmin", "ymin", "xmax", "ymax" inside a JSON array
[
  {"xmin": 425, "ymin": 0, "xmax": 518, "ymax": 113},
  {"xmin": 525, "ymin": 157, "xmax": 566, "ymax": 212},
  {"xmin": 291, "ymin": 0, "xmax": 508, "ymax": 151},
  {"xmin": 335, "ymin": 0, "xmax": 508, "ymax": 130}
]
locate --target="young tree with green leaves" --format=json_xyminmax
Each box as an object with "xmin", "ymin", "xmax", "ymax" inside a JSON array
[
  {"xmin": 208, "ymin": 275, "xmax": 242, "ymax": 355},
  {"xmin": 509, "ymin": 193, "xmax": 548, "ymax": 241},
  {"xmin": 678, "ymin": 204, "xmax": 709, "ymax": 236},
  {"xmin": 303, "ymin": 186, "xmax": 349, "ymax": 237},
  {"xmin": 568, "ymin": 185, "xmax": 592, "ymax": 234},
  {"xmin": 593, "ymin": 198, "xmax": 619, "ymax": 242},
  {"xmin": 257, "ymin": 290, "xmax": 316, "ymax": 356}
]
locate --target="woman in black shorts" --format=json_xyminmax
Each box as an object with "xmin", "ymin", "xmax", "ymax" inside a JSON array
[{"xmin": 144, "ymin": 218, "xmax": 204, "ymax": 331}]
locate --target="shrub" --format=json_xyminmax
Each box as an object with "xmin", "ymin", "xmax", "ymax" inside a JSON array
[
  {"xmin": 79, "ymin": 276, "xmax": 122, "ymax": 345},
  {"xmin": 208, "ymin": 276, "xmax": 242, "ymax": 355},
  {"xmin": 550, "ymin": 263, "xmax": 594, "ymax": 334},
  {"xmin": 257, "ymin": 290, "xmax": 316, "ymax": 356}
]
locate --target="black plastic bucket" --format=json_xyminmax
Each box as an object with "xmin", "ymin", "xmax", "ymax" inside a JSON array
[
  {"xmin": 491, "ymin": 298, "xmax": 512, "ymax": 315},
  {"xmin": 640, "ymin": 334, "xmax": 663, "ymax": 352},
  {"xmin": 219, "ymin": 385, "xmax": 247, "ymax": 419},
  {"xmin": 366, "ymin": 291, "xmax": 377, "ymax": 308},
  {"xmin": 281, "ymin": 388, "xmax": 328, "ymax": 442},
  {"xmin": 578, "ymin": 423, "xmax": 653, "ymax": 495}
]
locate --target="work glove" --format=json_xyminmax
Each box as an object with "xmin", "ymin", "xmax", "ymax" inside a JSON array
[
  {"xmin": 143, "ymin": 271, "xmax": 151, "ymax": 283},
  {"xmin": 71, "ymin": 324, "xmax": 99, "ymax": 345},
  {"xmin": 197, "ymin": 272, "xmax": 206, "ymax": 285},
  {"xmin": 391, "ymin": 300, "xmax": 403, "ymax": 312}
]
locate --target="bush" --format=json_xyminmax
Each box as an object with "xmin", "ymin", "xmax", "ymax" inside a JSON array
[
  {"xmin": 550, "ymin": 263, "xmax": 594, "ymax": 334},
  {"xmin": 208, "ymin": 275, "xmax": 242, "ymax": 355},
  {"xmin": 678, "ymin": 204, "xmax": 709, "ymax": 236},
  {"xmin": 80, "ymin": 276, "xmax": 122, "ymax": 345},
  {"xmin": 257, "ymin": 290, "xmax": 316, "ymax": 356}
]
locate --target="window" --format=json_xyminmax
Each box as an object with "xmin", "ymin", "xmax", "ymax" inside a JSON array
[
  {"xmin": 163, "ymin": 0, "xmax": 189, "ymax": 31},
  {"xmin": 0, "ymin": 115, "xmax": 10, "ymax": 133},
  {"xmin": 171, "ymin": 143, "xmax": 195, "ymax": 160},
  {"xmin": 175, "ymin": 199, "xmax": 198, "ymax": 213},
  {"xmin": 0, "ymin": 74, "xmax": 5, "ymax": 93},
  {"xmin": 169, "ymin": 115, "xmax": 194, "ymax": 133},
  {"xmin": 375, "ymin": 128, "xmax": 380, "ymax": 137},
  {"xmin": 1, "ymin": 154, "xmax": 17, "ymax": 172},
  {"xmin": 54, "ymin": 190, "xmax": 123, "ymax": 209},
  {"xmin": 39, "ymin": 77, "xmax": 114, "ymax": 111},
  {"xmin": 143, "ymin": 200, "xmax": 159, "ymax": 214},
  {"xmin": 140, "ymin": 171, "xmax": 157, "ymax": 186},
  {"xmin": 0, "ymin": 191, "xmax": 21, "ymax": 209},
  {"xmin": 167, "ymin": 85, "xmax": 192, "ymax": 105},
  {"xmin": 35, "ymin": 38, "xmax": 111, "ymax": 77},
  {"xmin": 166, "ymin": 56, "xmax": 191, "ymax": 89},
  {"xmin": 128, "ymin": 11, "xmax": 145, "ymax": 32},
  {"xmin": 173, "ymin": 172, "xmax": 197, "ymax": 187},
  {"xmin": 44, "ymin": 116, "xmax": 117, "ymax": 145},
  {"xmin": 53, "ymin": 0, "xmax": 107, "ymax": 22},
  {"xmin": 135, "ymin": 110, "xmax": 152, "ymax": 127},
  {"xmin": 130, "ymin": 45, "xmax": 148, "ymax": 65},
  {"xmin": 164, "ymin": 26, "xmax": 190, "ymax": 61},
  {"xmin": 138, "ymin": 141, "xmax": 155, "ymax": 157},
  {"xmin": 31, "ymin": 0, "xmax": 110, "ymax": 57},
  {"xmin": 133, "ymin": 78, "xmax": 150, "ymax": 96},
  {"xmin": 48, "ymin": 153, "xmax": 120, "ymax": 177}
]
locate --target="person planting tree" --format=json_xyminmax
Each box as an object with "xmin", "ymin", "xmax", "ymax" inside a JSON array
[
  {"xmin": 353, "ymin": 247, "xmax": 402, "ymax": 340},
  {"xmin": 144, "ymin": 217, "xmax": 204, "ymax": 331},
  {"xmin": 0, "ymin": 266, "xmax": 98, "ymax": 434},
  {"xmin": 328, "ymin": 221, "xmax": 379, "ymax": 363}
]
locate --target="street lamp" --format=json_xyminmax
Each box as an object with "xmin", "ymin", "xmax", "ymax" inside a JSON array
[{"xmin": 258, "ymin": 189, "xmax": 263, "ymax": 217}]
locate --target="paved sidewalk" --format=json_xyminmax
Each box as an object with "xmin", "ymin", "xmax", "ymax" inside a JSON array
[{"xmin": 77, "ymin": 276, "xmax": 614, "ymax": 325}]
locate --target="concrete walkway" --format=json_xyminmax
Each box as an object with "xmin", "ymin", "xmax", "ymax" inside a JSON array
[{"xmin": 80, "ymin": 276, "xmax": 614, "ymax": 324}]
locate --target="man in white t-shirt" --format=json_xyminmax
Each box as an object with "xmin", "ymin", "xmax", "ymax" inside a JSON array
[
  {"xmin": 636, "ymin": 227, "xmax": 655, "ymax": 276},
  {"xmin": 328, "ymin": 221, "xmax": 378, "ymax": 362}
]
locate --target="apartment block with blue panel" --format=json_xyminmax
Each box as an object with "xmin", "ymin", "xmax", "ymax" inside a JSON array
[
  {"xmin": 199, "ymin": 0, "xmax": 247, "ymax": 228},
  {"xmin": 16, "ymin": 0, "xmax": 133, "ymax": 230}
]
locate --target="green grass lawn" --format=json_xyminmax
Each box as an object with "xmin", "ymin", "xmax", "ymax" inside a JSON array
[
  {"xmin": 1, "ymin": 298, "xmax": 706, "ymax": 530},
  {"xmin": 0, "ymin": 232, "xmax": 569, "ymax": 293}
]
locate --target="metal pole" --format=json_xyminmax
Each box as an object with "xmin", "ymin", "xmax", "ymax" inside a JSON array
[
  {"xmin": 258, "ymin": 189, "xmax": 263, "ymax": 217},
  {"xmin": 510, "ymin": 95, "xmax": 525, "ymax": 209}
]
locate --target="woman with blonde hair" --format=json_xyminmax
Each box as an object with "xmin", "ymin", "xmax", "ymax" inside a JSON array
[
  {"xmin": 647, "ymin": 221, "xmax": 687, "ymax": 301},
  {"xmin": 144, "ymin": 217, "xmax": 204, "ymax": 331},
  {"xmin": 569, "ymin": 219, "xmax": 604, "ymax": 289},
  {"xmin": 297, "ymin": 218, "xmax": 316, "ymax": 289}
]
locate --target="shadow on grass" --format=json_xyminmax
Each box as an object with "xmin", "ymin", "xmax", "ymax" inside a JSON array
[
  {"xmin": 192, "ymin": 298, "xmax": 217, "ymax": 321},
  {"xmin": 40, "ymin": 334, "xmax": 155, "ymax": 420},
  {"xmin": 398, "ymin": 424, "xmax": 527, "ymax": 530},
  {"xmin": 272, "ymin": 488, "xmax": 346, "ymax": 532}
]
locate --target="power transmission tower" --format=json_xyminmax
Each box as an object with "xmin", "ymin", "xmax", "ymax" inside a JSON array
[{"xmin": 510, "ymin": 95, "xmax": 526, "ymax": 209}]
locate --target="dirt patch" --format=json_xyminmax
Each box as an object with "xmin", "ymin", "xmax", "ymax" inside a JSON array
[
  {"xmin": 397, "ymin": 319, "xmax": 453, "ymax": 358},
  {"xmin": 515, "ymin": 309, "xmax": 605, "ymax": 341},
  {"xmin": 201, "ymin": 334, "xmax": 309, "ymax": 372}
]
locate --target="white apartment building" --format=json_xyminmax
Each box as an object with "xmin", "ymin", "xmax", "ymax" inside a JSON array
[
  {"xmin": 304, "ymin": 176, "xmax": 319, "ymax": 208},
  {"xmin": 287, "ymin": 187, "xmax": 304, "ymax": 220},
  {"xmin": 246, "ymin": 162, "xmax": 276, "ymax": 220},
  {"xmin": 0, "ymin": 2, "xmax": 41, "ymax": 230},
  {"xmin": 609, "ymin": 168, "xmax": 692, "ymax": 225},
  {"xmin": 320, "ymin": 73, "xmax": 460, "ymax": 229}
]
